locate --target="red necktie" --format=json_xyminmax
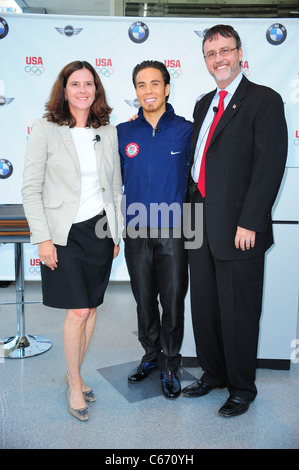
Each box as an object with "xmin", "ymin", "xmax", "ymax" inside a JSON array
[{"xmin": 197, "ymin": 90, "xmax": 228, "ymax": 197}]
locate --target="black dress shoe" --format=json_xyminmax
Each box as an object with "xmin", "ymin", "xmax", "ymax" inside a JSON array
[
  {"xmin": 128, "ymin": 361, "xmax": 158, "ymax": 383},
  {"xmin": 218, "ymin": 396, "xmax": 253, "ymax": 418},
  {"xmin": 161, "ymin": 371, "xmax": 181, "ymax": 399},
  {"xmin": 182, "ymin": 380, "xmax": 224, "ymax": 397}
]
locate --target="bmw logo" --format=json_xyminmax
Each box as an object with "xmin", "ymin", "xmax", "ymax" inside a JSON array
[
  {"xmin": 266, "ymin": 23, "xmax": 287, "ymax": 45},
  {"xmin": 0, "ymin": 17, "xmax": 9, "ymax": 40},
  {"xmin": 128, "ymin": 21, "xmax": 149, "ymax": 44},
  {"xmin": 0, "ymin": 159, "xmax": 13, "ymax": 179}
]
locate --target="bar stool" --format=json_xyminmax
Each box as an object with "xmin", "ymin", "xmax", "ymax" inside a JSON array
[{"xmin": 0, "ymin": 204, "xmax": 52, "ymax": 358}]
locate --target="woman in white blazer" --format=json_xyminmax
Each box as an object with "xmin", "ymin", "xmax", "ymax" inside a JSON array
[{"xmin": 22, "ymin": 61, "xmax": 122, "ymax": 421}]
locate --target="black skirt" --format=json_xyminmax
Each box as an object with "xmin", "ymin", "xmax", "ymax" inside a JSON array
[{"xmin": 41, "ymin": 213, "xmax": 114, "ymax": 309}]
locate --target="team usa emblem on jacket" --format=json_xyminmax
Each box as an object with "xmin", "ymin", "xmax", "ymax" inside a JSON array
[{"xmin": 125, "ymin": 142, "xmax": 140, "ymax": 158}]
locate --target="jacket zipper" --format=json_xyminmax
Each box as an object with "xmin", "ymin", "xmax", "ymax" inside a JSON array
[{"xmin": 149, "ymin": 126, "xmax": 159, "ymax": 212}]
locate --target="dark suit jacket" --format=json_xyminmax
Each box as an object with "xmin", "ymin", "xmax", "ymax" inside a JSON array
[{"xmin": 186, "ymin": 75, "xmax": 288, "ymax": 261}]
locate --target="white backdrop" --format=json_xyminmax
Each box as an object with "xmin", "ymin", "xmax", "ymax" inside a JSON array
[
  {"xmin": 0, "ymin": 14, "xmax": 298, "ymax": 281},
  {"xmin": 1, "ymin": 14, "xmax": 298, "ymax": 362},
  {"xmin": 0, "ymin": 14, "xmax": 299, "ymax": 280}
]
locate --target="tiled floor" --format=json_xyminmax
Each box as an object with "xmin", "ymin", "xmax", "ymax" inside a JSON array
[{"xmin": 0, "ymin": 281, "xmax": 298, "ymax": 449}]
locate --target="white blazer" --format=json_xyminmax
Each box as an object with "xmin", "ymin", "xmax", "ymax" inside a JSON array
[{"xmin": 22, "ymin": 118, "xmax": 122, "ymax": 246}]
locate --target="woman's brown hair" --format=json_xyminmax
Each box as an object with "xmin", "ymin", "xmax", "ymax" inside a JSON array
[{"xmin": 44, "ymin": 60, "xmax": 112, "ymax": 128}]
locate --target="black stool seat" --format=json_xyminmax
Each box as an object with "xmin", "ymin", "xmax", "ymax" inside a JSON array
[
  {"xmin": 0, "ymin": 204, "xmax": 52, "ymax": 358},
  {"xmin": 0, "ymin": 204, "xmax": 30, "ymax": 243}
]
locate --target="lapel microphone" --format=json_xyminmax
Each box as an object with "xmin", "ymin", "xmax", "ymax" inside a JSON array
[
  {"xmin": 93, "ymin": 134, "xmax": 101, "ymax": 149},
  {"xmin": 213, "ymin": 107, "xmax": 218, "ymax": 113}
]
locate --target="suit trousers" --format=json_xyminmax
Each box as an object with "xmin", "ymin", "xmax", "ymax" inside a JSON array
[
  {"xmin": 124, "ymin": 228, "xmax": 188, "ymax": 372},
  {"xmin": 188, "ymin": 188, "xmax": 265, "ymax": 400}
]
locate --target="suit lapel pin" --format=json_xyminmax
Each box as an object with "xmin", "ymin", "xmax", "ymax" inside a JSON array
[{"xmin": 232, "ymin": 104, "xmax": 237, "ymax": 109}]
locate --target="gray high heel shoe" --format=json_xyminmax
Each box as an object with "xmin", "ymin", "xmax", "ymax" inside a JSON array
[
  {"xmin": 64, "ymin": 371, "xmax": 96, "ymax": 402},
  {"xmin": 67, "ymin": 389, "xmax": 89, "ymax": 421}
]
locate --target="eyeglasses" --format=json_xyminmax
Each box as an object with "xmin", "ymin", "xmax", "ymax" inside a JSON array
[{"xmin": 204, "ymin": 47, "xmax": 238, "ymax": 61}]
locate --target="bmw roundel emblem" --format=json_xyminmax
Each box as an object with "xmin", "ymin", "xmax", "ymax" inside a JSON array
[
  {"xmin": 266, "ymin": 23, "xmax": 287, "ymax": 45},
  {"xmin": 0, "ymin": 159, "xmax": 13, "ymax": 179},
  {"xmin": 0, "ymin": 17, "xmax": 9, "ymax": 40},
  {"xmin": 128, "ymin": 21, "xmax": 149, "ymax": 44}
]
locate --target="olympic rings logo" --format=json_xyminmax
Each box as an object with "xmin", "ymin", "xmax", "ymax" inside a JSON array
[
  {"xmin": 95, "ymin": 67, "xmax": 114, "ymax": 78},
  {"xmin": 24, "ymin": 65, "xmax": 45, "ymax": 76},
  {"xmin": 168, "ymin": 68, "xmax": 182, "ymax": 79},
  {"xmin": 29, "ymin": 266, "xmax": 40, "ymax": 275}
]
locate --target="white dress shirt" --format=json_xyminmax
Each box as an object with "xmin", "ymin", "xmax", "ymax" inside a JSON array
[{"xmin": 192, "ymin": 72, "xmax": 243, "ymax": 183}]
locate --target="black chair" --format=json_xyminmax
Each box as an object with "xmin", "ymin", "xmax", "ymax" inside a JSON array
[{"xmin": 0, "ymin": 204, "xmax": 52, "ymax": 358}]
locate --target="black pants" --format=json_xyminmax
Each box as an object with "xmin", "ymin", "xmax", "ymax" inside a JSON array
[
  {"xmin": 124, "ymin": 228, "xmax": 188, "ymax": 372},
  {"xmin": 188, "ymin": 188, "xmax": 265, "ymax": 400}
]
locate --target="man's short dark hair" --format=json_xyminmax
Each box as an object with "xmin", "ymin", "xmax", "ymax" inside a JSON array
[
  {"xmin": 132, "ymin": 60, "xmax": 170, "ymax": 84},
  {"xmin": 202, "ymin": 25, "xmax": 242, "ymax": 54}
]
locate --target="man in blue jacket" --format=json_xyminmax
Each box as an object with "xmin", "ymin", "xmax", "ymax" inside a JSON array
[{"xmin": 117, "ymin": 60, "xmax": 192, "ymax": 398}]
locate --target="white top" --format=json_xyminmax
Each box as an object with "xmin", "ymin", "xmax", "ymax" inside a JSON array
[
  {"xmin": 70, "ymin": 127, "xmax": 104, "ymax": 223},
  {"xmin": 191, "ymin": 72, "xmax": 243, "ymax": 183}
]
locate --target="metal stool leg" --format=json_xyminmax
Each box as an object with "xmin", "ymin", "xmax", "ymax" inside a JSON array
[{"xmin": 0, "ymin": 242, "xmax": 52, "ymax": 358}]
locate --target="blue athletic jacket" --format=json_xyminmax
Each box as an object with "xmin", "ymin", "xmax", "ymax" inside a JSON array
[{"xmin": 117, "ymin": 104, "xmax": 193, "ymax": 228}]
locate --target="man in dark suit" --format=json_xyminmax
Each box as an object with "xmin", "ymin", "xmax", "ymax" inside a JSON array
[{"xmin": 182, "ymin": 25, "xmax": 288, "ymax": 417}]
